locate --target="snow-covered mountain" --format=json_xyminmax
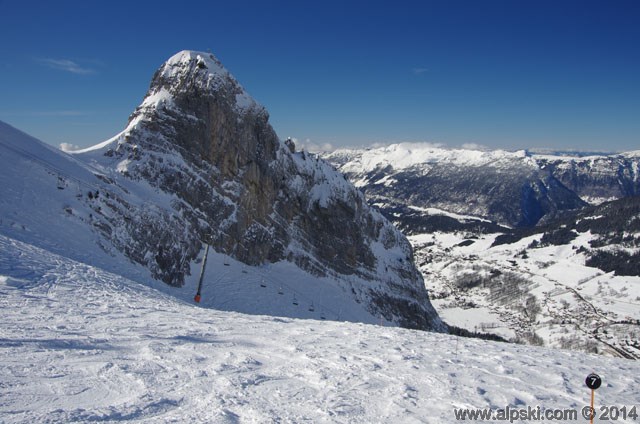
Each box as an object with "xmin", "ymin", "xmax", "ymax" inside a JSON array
[
  {"xmin": 2, "ymin": 234, "xmax": 639, "ymax": 422},
  {"xmin": 0, "ymin": 51, "xmax": 443, "ymax": 331},
  {"xmin": 324, "ymin": 143, "xmax": 640, "ymax": 227}
]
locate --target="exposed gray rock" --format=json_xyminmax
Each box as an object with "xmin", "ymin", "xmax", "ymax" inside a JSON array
[{"xmin": 538, "ymin": 154, "xmax": 640, "ymax": 204}]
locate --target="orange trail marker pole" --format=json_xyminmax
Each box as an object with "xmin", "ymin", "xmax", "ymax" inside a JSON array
[
  {"xmin": 585, "ymin": 373, "xmax": 601, "ymax": 424},
  {"xmin": 590, "ymin": 389, "xmax": 595, "ymax": 424}
]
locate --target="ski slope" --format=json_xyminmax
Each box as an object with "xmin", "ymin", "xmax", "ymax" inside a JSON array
[{"xmin": 1, "ymin": 234, "xmax": 639, "ymax": 423}]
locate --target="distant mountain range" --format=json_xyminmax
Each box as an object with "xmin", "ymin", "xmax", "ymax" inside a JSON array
[
  {"xmin": 324, "ymin": 143, "xmax": 640, "ymax": 227},
  {"xmin": 323, "ymin": 144, "xmax": 640, "ymax": 358}
]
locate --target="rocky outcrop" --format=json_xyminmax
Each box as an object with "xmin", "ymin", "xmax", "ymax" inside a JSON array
[
  {"xmin": 75, "ymin": 51, "xmax": 444, "ymax": 331},
  {"xmin": 537, "ymin": 154, "xmax": 640, "ymax": 204}
]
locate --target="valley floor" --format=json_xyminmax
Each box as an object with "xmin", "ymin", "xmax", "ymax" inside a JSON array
[
  {"xmin": 1, "ymin": 235, "xmax": 639, "ymax": 423},
  {"xmin": 411, "ymin": 230, "xmax": 640, "ymax": 359}
]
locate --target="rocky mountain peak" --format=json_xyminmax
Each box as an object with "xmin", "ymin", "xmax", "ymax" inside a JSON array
[
  {"xmin": 148, "ymin": 50, "xmax": 261, "ymax": 114},
  {"xmin": 65, "ymin": 51, "xmax": 445, "ymax": 331},
  {"xmin": 108, "ymin": 50, "xmax": 285, "ymax": 183}
]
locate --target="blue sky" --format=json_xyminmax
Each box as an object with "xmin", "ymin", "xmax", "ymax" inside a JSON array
[{"xmin": 0, "ymin": 0, "xmax": 638, "ymax": 152}]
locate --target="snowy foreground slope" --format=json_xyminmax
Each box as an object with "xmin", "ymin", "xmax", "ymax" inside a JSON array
[{"xmin": 2, "ymin": 235, "xmax": 639, "ymax": 423}]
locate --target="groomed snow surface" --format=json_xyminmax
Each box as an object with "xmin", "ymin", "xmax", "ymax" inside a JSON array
[{"xmin": 2, "ymin": 235, "xmax": 639, "ymax": 423}]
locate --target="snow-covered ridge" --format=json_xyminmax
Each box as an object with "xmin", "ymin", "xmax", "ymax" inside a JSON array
[
  {"xmin": 0, "ymin": 120, "xmax": 100, "ymax": 178},
  {"xmin": 328, "ymin": 142, "xmax": 639, "ymax": 174},
  {"xmin": 330, "ymin": 143, "xmax": 535, "ymax": 174}
]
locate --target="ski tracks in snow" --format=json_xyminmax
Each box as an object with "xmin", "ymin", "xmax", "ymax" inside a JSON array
[{"xmin": 1, "ymin": 234, "xmax": 640, "ymax": 423}]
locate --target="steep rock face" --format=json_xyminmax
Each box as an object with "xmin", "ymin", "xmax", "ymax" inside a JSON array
[
  {"xmin": 75, "ymin": 51, "xmax": 443, "ymax": 331},
  {"xmin": 325, "ymin": 145, "xmax": 640, "ymax": 228},
  {"xmin": 537, "ymin": 154, "xmax": 640, "ymax": 204}
]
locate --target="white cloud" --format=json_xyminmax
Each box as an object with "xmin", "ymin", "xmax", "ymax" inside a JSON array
[
  {"xmin": 0, "ymin": 110, "xmax": 89, "ymax": 117},
  {"xmin": 59, "ymin": 143, "xmax": 80, "ymax": 152},
  {"xmin": 368, "ymin": 141, "xmax": 445, "ymax": 150},
  {"xmin": 290, "ymin": 138, "xmax": 335, "ymax": 153},
  {"xmin": 460, "ymin": 143, "xmax": 488, "ymax": 151},
  {"xmin": 412, "ymin": 67, "xmax": 429, "ymax": 75},
  {"xmin": 36, "ymin": 58, "xmax": 96, "ymax": 75},
  {"xmin": 37, "ymin": 110, "xmax": 88, "ymax": 117}
]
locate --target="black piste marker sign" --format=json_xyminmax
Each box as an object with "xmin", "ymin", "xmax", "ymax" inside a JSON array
[
  {"xmin": 586, "ymin": 373, "xmax": 602, "ymax": 390},
  {"xmin": 585, "ymin": 373, "xmax": 602, "ymax": 424}
]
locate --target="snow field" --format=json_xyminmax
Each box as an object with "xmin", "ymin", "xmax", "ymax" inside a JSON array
[{"xmin": 1, "ymin": 234, "xmax": 639, "ymax": 423}]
